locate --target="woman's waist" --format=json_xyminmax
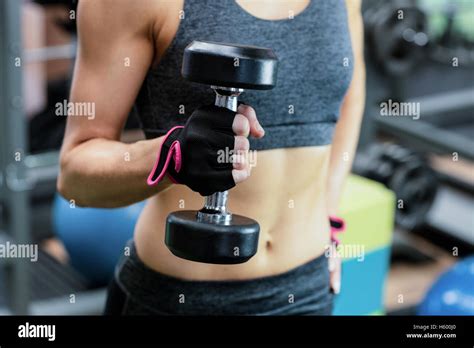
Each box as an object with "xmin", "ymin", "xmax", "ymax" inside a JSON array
[{"xmin": 135, "ymin": 193, "xmax": 330, "ymax": 280}]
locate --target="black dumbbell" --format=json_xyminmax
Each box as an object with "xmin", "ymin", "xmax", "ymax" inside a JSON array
[
  {"xmin": 353, "ymin": 143, "xmax": 437, "ymax": 230},
  {"xmin": 165, "ymin": 41, "xmax": 278, "ymax": 264}
]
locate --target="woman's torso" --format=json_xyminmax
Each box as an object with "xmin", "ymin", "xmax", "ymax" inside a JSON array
[{"xmin": 134, "ymin": 0, "xmax": 353, "ymax": 280}]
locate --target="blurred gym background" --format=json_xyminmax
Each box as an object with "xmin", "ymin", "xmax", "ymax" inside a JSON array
[{"xmin": 0, "ymin": 0, "xmax": 473, "ymax": 315}]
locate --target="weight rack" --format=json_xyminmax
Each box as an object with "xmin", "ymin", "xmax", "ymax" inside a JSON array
[
  {"xmin": 0, "ymin": 0, "xmax": 30, "ymax": 315},
  {"xmin": 376, "ymin": 88, "xmax": 474, "ymax": 161},
  {"xmin": 0, "ymin": 0, "xmax": 106, "ymax": 315}
]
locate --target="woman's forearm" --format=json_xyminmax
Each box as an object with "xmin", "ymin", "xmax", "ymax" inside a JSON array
[{"xmin": 57, "ymin": 136, "xmax": 170, "ymax": 208}]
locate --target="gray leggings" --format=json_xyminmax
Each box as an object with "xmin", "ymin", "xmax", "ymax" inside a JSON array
[{"xmin": 104, "ymin": 241, "xmax": 334, "ymax": 315}]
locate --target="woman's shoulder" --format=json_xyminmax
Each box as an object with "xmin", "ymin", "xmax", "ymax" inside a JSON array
[{"xmin": 77, "ymin": 0, "xmax": 174, "ymax": 38}]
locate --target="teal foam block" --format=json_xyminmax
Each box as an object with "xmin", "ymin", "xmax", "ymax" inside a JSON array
[{"xmin": 333, "ymin": 247, "xmax": 391, "ymax": 315}]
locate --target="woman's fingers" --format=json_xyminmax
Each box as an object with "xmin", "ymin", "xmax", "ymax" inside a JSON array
[
  {"xmin": 232, "ymin": 113, "xmax": 250, "ymax": 137},
  {"xmin": 230, "ymin": 105, "xmax": 259, "ymax": 184},
  {"xmin": 232, "ymin": 169, "xmax": 249, "ymax": 183},
  {"xmin": 234, "ymin": 135, "xmax": 249, "ymax": 152},
  {"xmin": 237, "ymin": 104, "xmax": 264, "ymax": 138},
  {"xmin": 328, "ymin": 245, "xmax": 342, "ymax": 294},
  {"xmin": 233, "ymin": 136, "xmax": 249, "ymax": 171}
]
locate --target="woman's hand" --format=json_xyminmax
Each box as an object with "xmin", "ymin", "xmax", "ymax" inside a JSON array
[
  {"xmin": 232, "ymin": 104, "xmax": 265, "ymax": 182},
  {"xmin": 147, "ymin": 103, "xmax": 265, "ymax": 196},
  {"xmin": 328, "ymin": 244, "xmax": 342, "ymax": 294}
]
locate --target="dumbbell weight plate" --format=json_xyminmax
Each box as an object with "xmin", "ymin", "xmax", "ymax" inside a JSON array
[
  {"xmin": 166, "ymin": 211, "xmax": 260, "ymax": 264},
  {"xmin": 182, "ymin": 40, "xmax": 278, "ymax": 90},
  {"xmin": 355, "ymin": 143, "xmax": 438, "ymax": 230},
  {"xmin": 389, "ymin": 160, "xmax": 437, "ymax": 230},
  {"xmin": 369, "ymin": 4, "xmax": 428, "ymax": 75}
]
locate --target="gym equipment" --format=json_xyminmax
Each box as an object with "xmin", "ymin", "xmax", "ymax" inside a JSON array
[
  {"xmin": 364, "ymin": 1, "xmax": 429, "ymax": 75},
  {"xmin": 33, "ymin": 0, "xmax": 78, "ymax": 34},
  {"xmin": 0, "ymin": 243, "xmax": 90, "ymax": 310},
  {"xmin": 354, "ymin": 143, "xmax": 438, "ymax": 230},
  {"xmin": 332, "ymin": 175, "xmax": 395, "ymax": 315},
  {"xmin": 166, "ymin": 41, "xmax": 278, "ymax": 264},
  {"xmin": 418, "ymin": 256, "xmax": 474, "ymax": 315},
  {"xmin": 53, "ymin": 195, "xmax": 145, "ymax": 285}
]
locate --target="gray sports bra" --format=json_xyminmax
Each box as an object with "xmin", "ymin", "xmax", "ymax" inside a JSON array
[{"xmin": 135, "ymin": 0, "xmax": 354, "ymax": 150}]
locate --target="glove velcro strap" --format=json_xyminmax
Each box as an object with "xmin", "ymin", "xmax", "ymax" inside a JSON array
[{"xmin": 147, "ymin": 126, "xmax": 184, "ymax": 186}]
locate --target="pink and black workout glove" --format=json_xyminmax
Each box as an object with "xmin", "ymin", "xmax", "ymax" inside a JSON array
[{"xmin": 147, "ymin": 105, "xmax": 236, "ymax": 196}]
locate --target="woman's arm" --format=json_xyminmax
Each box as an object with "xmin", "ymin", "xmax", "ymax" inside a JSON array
[
  {"xmin": 58, "ymin": 0, "xmax": 259, "ymax": 208},
  {"xmin": 327, "ymin": 0, "xmax": 366, "ymax": 294},
  {"xmin": 327, "ymin": 0, "xmax": 366, "ymax": 215},
  {"xmin": 57, "ymin": 0, "xmax": 169, "ymax": 208}
]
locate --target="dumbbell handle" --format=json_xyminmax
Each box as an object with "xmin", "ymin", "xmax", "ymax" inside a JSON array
[
  {"xmin": 196, "ymin": 87, "xmax": 243, "ymax": 224},
  {"xmin": 214, "ymin": 88, "xmax": 240, "ymax": 111}
]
